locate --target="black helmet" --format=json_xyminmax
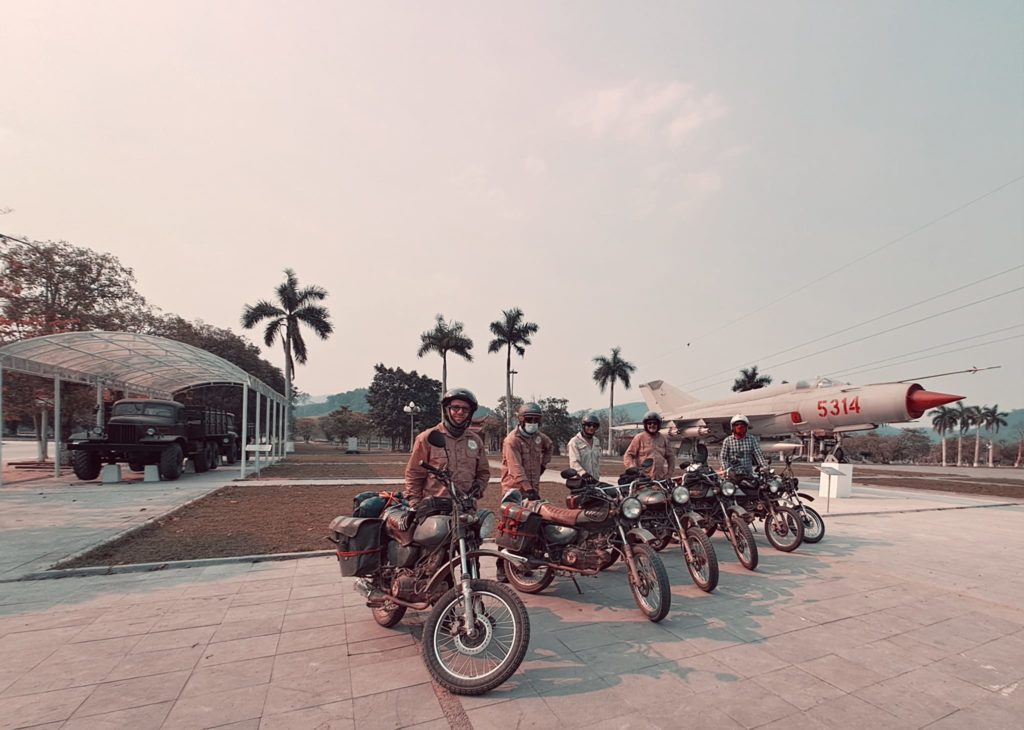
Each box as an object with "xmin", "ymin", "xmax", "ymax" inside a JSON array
[
  {"xmin": 642, "ymin": 410, "xmax": 662, "ymax": 427},
  {"xmin": 441, "ymin": 387, "xmax": 478, "ymax": 437},
  {"xmin": 581, "ymin": 413, "xmax": 600, "ymax": 428},
  {"xmin": 517, "ymin": 402, "xmax": 542, "ymax": 420}
]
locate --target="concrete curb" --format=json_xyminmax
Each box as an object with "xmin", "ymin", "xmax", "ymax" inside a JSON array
[
  {"xmin": 8, "ymin": 549, "xmax": 336, "ymax": 583},
  {"xmin": 818, "ymin": 501, "xmax": 1021, "ymax": 518}
]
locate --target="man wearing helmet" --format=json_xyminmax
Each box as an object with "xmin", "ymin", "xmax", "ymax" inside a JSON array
[
  {"xmin": 624, "ymin": 411, "xmax": 676, "ymax": 479},
  {"xmin": 500, "ymin": 402, "xmax": 554, "ymax": 499},
  {"xmin": 719, "ymin": 414, "xmax": 768, "ymax": 473},
  {"xmin": 404, "ymin": 388, "xmax": 490, "ymax": 509},
  {"xmin": 568, "ymin": 413, "xmax": 602, "ymax": 481}
]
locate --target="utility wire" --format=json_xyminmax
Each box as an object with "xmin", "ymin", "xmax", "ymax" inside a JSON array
[
  {"xmin": 688, "ymin": 285, "xmax": 1024, "ymax": 393},
  {"xmin": 835, "ymin": 334, "xmax": 1024, "ymax": 380},
  {"xmin": 680, "ymin": 263, "xmax": 1024, "ymax": 388},
  {"xmin": 653, "ymin": 173, "xmax": 1024, "ymax": 359}
]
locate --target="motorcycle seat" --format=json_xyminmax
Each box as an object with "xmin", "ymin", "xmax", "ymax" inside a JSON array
[{"xmin": 537, "ymin": 502, "xmax": 584, "ymax": 527}]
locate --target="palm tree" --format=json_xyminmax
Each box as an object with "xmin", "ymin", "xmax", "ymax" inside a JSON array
[
  {"xmin": 930, "ymin": 406, "xmax": 958, "ymax": 467},
  {"xmin": 593, "ymin": 347, "xmax": 637, "ymax": 452},
  {"xmin": 732, "ymin": 366, "xmax": 772, "ymax": 393},
  {"xmin": 487, "ymin": 308, "xmax": 539, "ymax": 433},
  {"xmin": 981, "ymin": 404, "xmax": 1009, "ymax": 467},
  {"xmin": 241, "ymin": 269, "xmax": 333, "ymax": 449},
  {"xmin": 417, "ymin": 314, "xmax": 474, "ymax": 410},
  {"xmin": 968, "ymin": 406, "xmax": 985, "ymax": 467},
  {"xmin": 952, "ymin": 402, "xmax": 971, "ymax": 466}
]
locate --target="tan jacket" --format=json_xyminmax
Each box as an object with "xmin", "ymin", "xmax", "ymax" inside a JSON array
[
  {"xmin": 404, "ymin": 425, "xmax": 490, "ymax": 507},
  {"xmin": 624, "ymin": 431, "xmax": 676, "ymax": 479},
  {"xmin": 501, "ymin": 429, "xmax": 553, "ymax": 494},
  {"xmin": 567, "ymin": 432, "xmax": 601, "ymax": 480}
]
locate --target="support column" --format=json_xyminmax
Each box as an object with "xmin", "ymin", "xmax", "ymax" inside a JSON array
[
  {"xmin": 240, "ymin": 383, "xmax": 249, "ymax": 479},
  {"xmin": 54, "ymin": 376, "xmax": 62, "ymax": 478},
  {"xmin": 96, "ymin": 383, "xmax": 104, "ymax": 428},
  {"xmin": 0, "ymin": 361, "xmax": 5, "ymax": 488},
  {"xmin": 254, "ymin": 391, "xmax": 262, "ymax": 475},
  {"xmin": 264, "ymin": 392, "xmax": 271, "ymax": 464}
]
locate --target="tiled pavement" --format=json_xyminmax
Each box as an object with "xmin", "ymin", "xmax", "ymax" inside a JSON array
[{"xmin": 1, "ymin": 470, "xmax": 1023, "ymax": 728}]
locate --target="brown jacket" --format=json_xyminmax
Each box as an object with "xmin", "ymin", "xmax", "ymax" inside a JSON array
[
  {"xmin": 501, "ymin": 429, "xmax": 554, "ymax": 494},
  {"xmin": 404, "ymin": 425, "xmax": 490, "ymax": 508},
  {"xmin": 624, "ymin": 431, "xmax": 676, "ymax": 479}
]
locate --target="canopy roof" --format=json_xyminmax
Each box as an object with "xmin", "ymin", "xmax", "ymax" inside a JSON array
[{"xmin": 0, "ymin": 331, "xmax": 283, "ymax": 401}]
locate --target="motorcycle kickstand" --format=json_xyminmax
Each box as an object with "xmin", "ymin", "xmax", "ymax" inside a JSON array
[{"xmin": 570, "ymin": 575, "xmax": 584, "ymax": 595}]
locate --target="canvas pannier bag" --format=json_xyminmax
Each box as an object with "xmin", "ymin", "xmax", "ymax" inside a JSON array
[
  {"xmin": 495, "ymin": 503, "xmax": 542, "ymax": 553},
  {"xmin": 330, "ymin": 516, "xmax": 383, "ymax": 577}
]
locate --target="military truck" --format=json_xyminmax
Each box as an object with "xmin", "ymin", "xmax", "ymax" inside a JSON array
[{"xmin": 67, "ymin": 399, "xmax": 241, "ymax": 481}]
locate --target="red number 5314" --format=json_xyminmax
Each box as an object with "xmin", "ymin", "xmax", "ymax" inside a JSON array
[{"xmin": 816, "ymin": 397, "xmax": 861, "ymax": 418}]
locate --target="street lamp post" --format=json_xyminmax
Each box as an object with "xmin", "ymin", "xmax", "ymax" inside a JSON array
[
  {"xmin": 509, "ymin": 369, "xmax": 518, "ymax": 399},
  {"xmin": 403, "ymin": 401, "xmax": 421, "ymax": 452}
]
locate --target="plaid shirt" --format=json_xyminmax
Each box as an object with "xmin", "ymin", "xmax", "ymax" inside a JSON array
[{"xmin": 719, "ymin": 434, "xmax": 768, "ymax": 471}]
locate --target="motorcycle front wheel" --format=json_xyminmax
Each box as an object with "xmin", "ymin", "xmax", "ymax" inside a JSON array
[
  {"xmin": 799, "ymin": 505, "xmax": 825, "ymax": 543},
  {"xmin": 627, "ymin": 544, "xmax": 671, "ymax": 623},
  {"xmin": 764, "ymin": 507, "xmax": 804, "ymax": 552},
  {"xmin": 423, "ymin": 579, "xmax": 530, "ymax": 696},
  {"xmin": 505, "ymin": 561, "xmax": 555, "ymax": 594},
  {"xmin": 683, "ymin": 527, "xmax": 719, "ymax": 593},
  {"xmin": 729, "ymin": 515, "xmax": 759, "ymax": 570}
]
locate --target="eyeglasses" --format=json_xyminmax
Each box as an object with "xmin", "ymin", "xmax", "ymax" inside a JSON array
[
  {"xmin": 448, "ymin": 405, "xmax": 472, "ymax": 414},
  {"xmin": 523, "ymin": 416, "xmax": 541, "ymax": 424},
  {"xmin": 583, "ymin": 423, "xmax": 599, "ymax": 429}
]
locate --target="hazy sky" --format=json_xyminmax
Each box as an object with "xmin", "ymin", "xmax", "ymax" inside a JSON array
[{"xmin": 2, "ymin": 1, "xmax": 1022, "ymax": 415}]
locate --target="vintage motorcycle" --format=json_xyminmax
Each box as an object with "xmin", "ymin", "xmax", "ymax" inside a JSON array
[
  {"xmin": 682, "ymin": 445, "xmax": 759, "ymax": 571},
  {"xmin": 328, "ymin": 431, "xmax": 530, "ymax": 695},
  {"xmin": 727, "ymin": 462, "xmax": 805, "ymax": 552},
  {"xmin": 776, "ymin": 455, "xmax": 825, "ymax": 543},
  {"xmin": 619, "ymin": 469, "xmax": 719, "ymax": 593},
  {"xmin": 495, "ymin": 466, "xmax": 672, "ymax": 623}
]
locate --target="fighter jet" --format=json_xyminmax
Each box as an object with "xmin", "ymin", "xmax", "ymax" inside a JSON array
[{"xmin": 636, "ymin": 376, "xmax": 964, "ymax": 459}]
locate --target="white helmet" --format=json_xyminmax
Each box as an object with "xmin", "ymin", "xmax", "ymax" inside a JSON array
[{"xmin": 730, "ymin": 414, "xmax": 750, "ymax": 427}]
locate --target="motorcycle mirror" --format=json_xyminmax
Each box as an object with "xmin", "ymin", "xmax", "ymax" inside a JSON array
[
  {"xmin": 427, "ymin": 430, "xmax": 447, "ymax": 448},
  {"xmin": 680, "ymin": 460, "xmax": 691, "ymax": 469},
  {"xmin": 696, "ymin": 443, "xmax": 709, "ymax": 463},
  {"xmin": 560, "ymin": 468, "xmax": 578, "ymax": 480}
]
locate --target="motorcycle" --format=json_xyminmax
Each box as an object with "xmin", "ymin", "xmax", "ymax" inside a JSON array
[
  {"xmin": 727, "ymin": 462, "xmax": 805, "ymax": 553},
  {"xmin": 776, "ymin": 455, "xmax": 825, "ymax": 543},
  {"xmin": 682, "ymin": 445, "xmax": 759, "ymax": 571},
  {"xmin": 328, "ymin": 430, "xmax": 530, "ymax": 695},
  {"xmin": 494, "ymin": 464, "xmax": 672, "ymax": 623},
  {"xmin": 620, "ymin": 469, "xmax": 719, "ymax": 593}
]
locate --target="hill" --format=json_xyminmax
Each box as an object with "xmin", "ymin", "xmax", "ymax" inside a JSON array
[{"xmin": 295, "ymin": 388, "xmax": 492, "ymax": 418}]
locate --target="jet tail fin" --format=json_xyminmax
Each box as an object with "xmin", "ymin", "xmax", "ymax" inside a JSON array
[{"xmin": 639, "ymin": 380, "xmax": 699, "ymax": 415}]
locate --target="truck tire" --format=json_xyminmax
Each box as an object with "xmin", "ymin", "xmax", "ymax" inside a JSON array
[
  {"xmin": 192, "ymin": 445, "xmax": 210, "ymax": 473},
  {"xmin": 206, "ymin": 442, "xmax": 219, "ymax": 470},
  {"xmin": 159, "ymin": 444, "xmax": 183, "ymax": 481},
  {"xmin": 224, "ymin": 439, "xmax": 238, "ymax": 465},
  {"xmin": 72, "ymin": 451, "xmax": 102, "ymax": 480}
]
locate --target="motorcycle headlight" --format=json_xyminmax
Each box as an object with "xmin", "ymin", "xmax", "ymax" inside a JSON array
[
  {"xmin": 146, "ymin": 428, "xmax": 157, "ymax": 436},
  {"xmin": 621, "ymin": 497, "xmax": 642, "ymax": 519},
  {"xmin": 672, "ymin": 486, "xmax": 690, "ymax": 505},
  {"xmin": 722, "ymin": 481, "xmax": 737, "ymax": 496},
  {"xmin": 769, "ymin": 479, "xmax": 781, "ymax": 494}
]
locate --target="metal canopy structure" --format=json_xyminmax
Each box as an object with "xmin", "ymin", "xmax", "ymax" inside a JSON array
[{"xmin": 0, "ymin": 331, "xmax": 286, "ymax": 484}]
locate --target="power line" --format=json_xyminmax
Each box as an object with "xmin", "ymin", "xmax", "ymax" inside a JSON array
[
  {"xmin": 834, "ymin": 334, "xmax": 1024, "ymax": 380},
  {"xmin": 652, "ymin": 173, "xmax": 1024, "ymax": 360},
  {"xmin": 680, "ymin": 263, "xmax": 1024, "ymax": 389}
]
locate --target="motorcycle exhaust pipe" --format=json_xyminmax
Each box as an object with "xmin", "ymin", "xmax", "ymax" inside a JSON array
[
  {"xmin": 496, "ymin": 549, "xmax": 531, "ymax": 565},
  {"xmin": 354, "ymin": 579, "xmax": 431, "ymax": 610}
]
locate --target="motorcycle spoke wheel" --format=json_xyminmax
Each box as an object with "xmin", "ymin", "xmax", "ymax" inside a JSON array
[
  {"xmin": 764, "ymin": 507, "xmax": 804, "ymax": 552},
  {"xmin": 627, "ymin": 544, "xmax": 671, "ymax": 622},
  {"xmin": 683, "ymin": 527, "xmax": 719, "ymax": 593},
  {"xmin": 800, "ymin": 506, "xmax": 825, "ymax": 543},
  {"xmin": 423, "ymin": 579, "xmax": 530, "ymax": 695},
  {"xmin": 505, "ymin": 562, "xmax": 554, "ymax": 594},
  {"xmin": 729, "ymin": 515, "xmax": 759, "ymax": 571}
]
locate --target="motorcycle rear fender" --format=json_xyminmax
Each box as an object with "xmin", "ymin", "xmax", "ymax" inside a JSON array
[
  {"xmin": 797, "ymin": 492, "xmax": 816, "ymax": 501},
  {"xmin": 626, "ymin": 526, "xmax": 658, "ymax": 544},
  {"xmin": 425, "ymin": 548, "xmax": 527, "ymax": 593}
]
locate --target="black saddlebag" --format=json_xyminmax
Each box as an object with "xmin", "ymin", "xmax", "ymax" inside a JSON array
[
  {"xmin": 330, "ymin": 516, "xmax": 383, "ymax": 577},
  {"xmin": 495, "ymin": 503, "xmax": 543, "ymax": 553}
]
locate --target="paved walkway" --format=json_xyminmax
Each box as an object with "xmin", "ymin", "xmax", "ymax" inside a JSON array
[{"xmin": 1, "ymin": 469, "xmax": 1023, "ymax": 728}]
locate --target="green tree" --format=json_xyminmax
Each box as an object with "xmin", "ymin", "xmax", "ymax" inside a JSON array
[
  {"xmin": 417, "ymin": 314, "xmax": 474, "ymax": 410},
  {"xmin": 241, "ymin": 269, "xmax": 333, "ymax": 448},
  {"xmin": 487, "ymin": 308, "xmax": 539, "ymax": 433},
  {"xmin": 365, "ymin": 364, "xmax": 441, "ymax": 449},
  {"xmin": 952, "ymin": 401, "xmax": 971, "ymax": 466},
  {"xmin": 980, "ymin": 404, "xmax": 1009, "ymax": 467},
  {"xmin": 492, "ymin": 395, "xmax": 524, "ymax": 436},
  {"xmin": 732, "ymin": 366, "xmax": 772, "ymax": 393},
  {"xmin": 321, "ymin": 406, "xmax": 370, "ymax": 444},
  {"xmin": 295, "ymin": 417, "xmax": 319, "ymax": 442},
  {"xmin": 966, "ymin": 405, "xmax": 984, "ymax": 467},
  {"xmin": 538, "ymin": 397, "xmax": 575, "ymax": 454},
  {"xmin": 592, "ymin": 346, "xmax": 636, "ymax": 452},
  {"xmin": 930, "ymin": 406, "xmax": 958, "ymax": 467}
]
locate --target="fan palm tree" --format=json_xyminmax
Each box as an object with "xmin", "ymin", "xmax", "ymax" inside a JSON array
[
  {"xmin": 981, "ymin": 404, "xmax": 1009, "ymax": 467},
  {"xmin": 930, "ymin": 405, "xmax": 958, "ymax": 467},
  {"xmin": 241, "ymin": 269, "xmax": 333, "ymax": 448},
  {"xmin": 732, "ymin": 366, "xmax": 772, "ymax": 393},
  {"xmin": 417, "ymin": 314, "xmax": 474, "ymax": 411},
  {"xmin": 593, "ymin": 347, "xmax": 637, "ymax": 452},
  {"xmin": 967, "ymin": 406, "xmax": 985, "ymax": 467},
  {"xmin": 487, "ymin": 308, "xmax": 539, "ymax": 432},
  {"xmin": 952, "ymin": 401, "xmax": 971, "ymax": 466}
]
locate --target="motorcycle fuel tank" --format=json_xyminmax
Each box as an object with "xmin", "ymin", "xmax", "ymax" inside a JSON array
[
  {"xmin": 635, "ymin": 488, "xmax": 668, "ymax": 508},
  {"xmin": 387, "ymin": 541, "xmax": 419, "ymax": 568},
  {"xmin": 543, "ymin": 524, "xmax": 578, "ymax": 545},
  {"xmin": 413, "ymin": 515, "xmax": 451, "ymax": 547}
]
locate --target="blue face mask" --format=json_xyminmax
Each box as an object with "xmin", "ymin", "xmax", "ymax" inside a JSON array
[{"xmin": 523, "ymin": 423, "xmax": 539, "ymax": 435}]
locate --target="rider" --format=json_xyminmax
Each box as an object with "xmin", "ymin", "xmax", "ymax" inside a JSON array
[
  {"xmin": 624, "ymin": 411, "xmax": 676, "ymax": 479},
  {"xmin": 718, "ymin": 414, "xmax": 768, "ymax": 473},
  {"xmin": 404, "ymin": 387, "xmax": 490, "ymax": 509},
  {"xmin": 567, "ymin": 413, "xmax": 602, "ymax": 481}
]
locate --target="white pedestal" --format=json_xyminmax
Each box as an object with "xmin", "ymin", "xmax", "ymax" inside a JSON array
[
  {"xmin": 144, "ymin": 465, "xmax": 160, "ymax": 482},
  {"xmin": 818, "ymin": 463, "xmax": 853, "ymax": 498},
  {"xmin": 100, "ymin": 464, "xmax": 122, "ymax": 483}
]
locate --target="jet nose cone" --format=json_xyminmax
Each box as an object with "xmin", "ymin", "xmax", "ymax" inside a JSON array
[{"xmin": 906, "ymin": 388, "xmax": 964, "ymax": 418}]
